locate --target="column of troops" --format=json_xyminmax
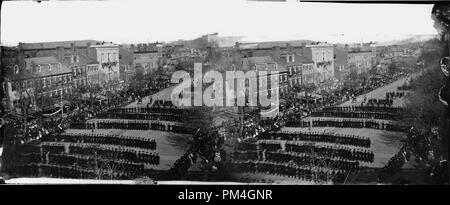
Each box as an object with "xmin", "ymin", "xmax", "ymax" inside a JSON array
[
  {"xmin": 228, "ymin": 161, "xmax": 347, "ymax": 183},
  {"xmin": 232, "ymin": 150, "xmax": 359, "ymax": 171},
  {"xmin": 110, "ymin": 107, "xmax": 186, "ymax": 116},
  {"xmin": 40, "ymin": 142, "xmax": 160, "ymax": 165},
  {"xmin": 322, "ymin": 106, "xmax": 403, "ymax": 113},
  {"xmin": 15, "ymin": 151, "xmax": 150, "ymax": 179},
  {"xmin": 264, "ymin": 151, "xmax": 359, "ymax": 170},
  {"xmin": 44, "ymin": 133, "xmax": 157, "ymax": 150},
  {"xmin": 366, "ymin": 98, "xmax": 394, "ymax": 107},
  {"xmin": 310, "ymin": 110, "xmax": 396, "ymax": 121},
  {"xmin": 259, "ymin": 132, "xmax": 370, "ymax": 148},
  {"xmin": 386, "ymin": 91, "xmax": 407, "ymax": 99},
  {"xmin": 169, "ymin": 151, "xmax": 196, "ymax": 178},
  {"xmin": 255, "ymin": 140, "xmax": 374, "ymax": 163},
  {"xmin": 70, "ymin": 121, "xmax": 190, "ymax": 134},
  {"xmin": 48, "ymin": 154, "xmax": 145, "ymax": 177},
  {"xmin": 96, "ymin": 112, "xmax": 183, "ymax": 122},
  {"xmin": 151, "ymin": 100, "xmax": 177, "ymax": 109},
  {"xmin": 283, "ymin": 142, "xmax": 374, "ymax": 163},
  {"xmin": 286, "ymin": 119, "xmax": 405, "ymax": 132},
  {"xmin": 35, "ymin": 164, "xmax": 138, "ymax": 180}
]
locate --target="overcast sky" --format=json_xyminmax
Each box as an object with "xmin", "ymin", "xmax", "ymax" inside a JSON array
[{"xmin": 0, "ymin": 0, "xmax": 437, "ymax": 45}]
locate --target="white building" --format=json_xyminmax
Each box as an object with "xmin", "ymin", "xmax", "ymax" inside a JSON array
[{"xmin": 89, "ymin": 43, "xmax": 120, "ymax": 88}]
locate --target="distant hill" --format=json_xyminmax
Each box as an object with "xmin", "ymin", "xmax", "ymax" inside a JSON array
[{"xmin": 373, "ymin": 34, "xmax": 438, "ymax": 47}]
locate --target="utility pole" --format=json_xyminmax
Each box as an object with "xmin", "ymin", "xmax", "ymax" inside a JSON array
[{"xmin": 61, "ymin": 91, "xmax": 63, "ymax": 120}]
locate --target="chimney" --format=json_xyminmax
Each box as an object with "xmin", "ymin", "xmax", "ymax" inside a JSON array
[
  {"xmin": 207, "ymin": 46, "xmax": 212, "ymax": 58},
  {"xmin": 30, "ymin": 60, "xmax": 36, "ymax": 73},
  {"xmin": 301, "ymin": 42, "xmax": 307, "ymax": 56},
  {"xmin": 18, "ymin": 43, "xmax": 25, "ymax": 68},
  {"xmin": 233, "ymin": 42, "xmax": 241, "ymax": 68},
  {"xmin": 234, "ymin": 42, "xmax": 240, "ymax": 50},
  {"xmin": 56, "ymin": 46, "xmax": 64, "ymax": 62},
  {"xmin": 272, "ymin": 46, "xmax": 280, "ymax": 60},
  {"xmin": 207, "ymin": 46, "xmax": 216, "ymax": 60},
  {"xmin": 71, "ymin": 42, "xmax": 76, "ymax": 53},
  {"xmin": 286, "ymin": 43, "xmax": 293, "ymax": 53},
  {"xmin": 86, "ymin": 42, "xmax": 92, "ymax": 57}
]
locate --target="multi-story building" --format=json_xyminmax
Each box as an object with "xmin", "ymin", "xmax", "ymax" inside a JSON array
[
  {"xmin": 347, "ymin": 49, "xmax": 374, "ymax": 74},
  {"xmin": 119, "ymin": 46, "xmax": 135, "ymax": 84},
  {"xmin": 89, "ymin": 43, "xmax": 121, "ymax": 91},
  {"xmin": 133, "ymin": 51, "xmax": 160, "ymax": 75},
  {"xmin": 4, "ymin": 56, "xmax": 73, "ymax": 113},
  {"xmin": 302, "ymin": 43, "xmax": 335, "ymax": 82},
  {"xmin": 236, "ymin": 42, "xmax": 319, "ymax": 86},
  {"xmin": 19, "ymin": 40, "xmax": 121, "ymax": 91},
  {"xmin": 280, "ymin": 53, "xmax": 315, "ymax": 87},
  {"xmin": 57, "ymin": 47, "xmax": 99, "ymax": 89},
  {"xmin": 130, "ymin": 42, "xmax": 164, "ymax": 75},
  {"xmin": 334, "ymin": 47, "xmax": 349, "ymax": 81},
  {"xmin": 241, "ymin": 56, "xmax": 289, "ymax": 93}
]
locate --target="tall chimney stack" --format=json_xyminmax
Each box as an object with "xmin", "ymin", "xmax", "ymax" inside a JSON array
[
  {"xmin": 233, "ymin": 42, "xmax": 241, "ymax": 68},
  {"xmin": 286, "ymin": 43, "xmax": 293, "ymax": 53},
  {"xmin": 272, "ymin": 46, "xmax": 280, "ymax": 60},
  {"xmin": 18, "ymin": 43, "xmax": 25, "ymax": 68},
  {"xmin": 71, "ymin": 42, "xmax": 76, "ymax": 53},
  {"xmin": 56, "ymin": 46, "xmax": 64, "ymax": 62},
  {"xmin": 301, "ymin": 42, "xmax": 307, "ymax": 56},
  {"xmin": 86, "ymin": 42, "xmax": 92, "ymax": 58}
]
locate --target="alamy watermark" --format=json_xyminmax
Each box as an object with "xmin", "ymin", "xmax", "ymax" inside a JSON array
[{"xmin": 170, "ymin": 63, "xmax": 280, "ymax": 116}]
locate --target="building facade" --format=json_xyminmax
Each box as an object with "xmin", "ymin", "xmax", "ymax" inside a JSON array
[
  {"xmin": 347, "ymin": 50, "xmax": 373, "ymax": 74},
  {"xmin": 89, "ymin": 43, "xmax": 121, "ymax": 90},
  {"xmin": 303, "ymin": 44, "xmax": 335, "ymax": 82},
  {"xmin": 5, "ymin": 56, "xmax": 73, "ymax": 113},
  {"xmin": 133, "ymin": 51, "xmax": 160, "ymax": 75}
]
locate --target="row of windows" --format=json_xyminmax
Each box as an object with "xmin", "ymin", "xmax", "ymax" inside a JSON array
[
  {"xmin": 12, "ymin": 74, "xmax": 73, "ymax": 91},
  {"xmin": 288, "ymin": 64, "xmax": 314, "ymax": 75},
  {"xmin": 34, "ymin": 63, "xmax": 63, "ymax": 73},
  {"xmin": 38, "ymin": 87, "xmax": 73, "ymax": 98},
  {"xmin": 348, "ymin": 54, "xmax": 372, "ymax": 61},
  {"xmin": 101, "ymin": 52, "xmax": 118, "ymax": 63},
  {"xmin": 314, "ymin": 50, "xmax": 333, "ymax": 62},
  {"xmin": 349, "ymin": 62, "xmax": 371, "ymax": 68},
  {"xmin": 65, "ymin": 55, "xmax": 79, "ymax": 63},
  {"xmin": 41, "ymin": 75, "xmax": 72, "ymax": 88},
  {"xmin": 74, "ymin": 78, "xmax": 87, "ymax": 88},
  {"xmin": 72, "ymin": 66, "xmax": 86, "ymax": 77},
  {"xmin": 87, "ymin": 65, "xmax": 99, "ymax": 72},
  {"xmin": 134, "ymin": 53, "xmax": 159, "ymax": 61}
]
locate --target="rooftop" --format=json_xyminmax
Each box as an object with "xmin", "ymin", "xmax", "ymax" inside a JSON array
[
  {"xmin": 20, "ymin": 40, "xmax": 100, "ymax": 50},
  {"xmin": 24, "ymin": 56, "xmax": 72, "ymax": 77},
  {"xmin": 242, "ymin": 56, "xmax": 288, "ymax": 72}
]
